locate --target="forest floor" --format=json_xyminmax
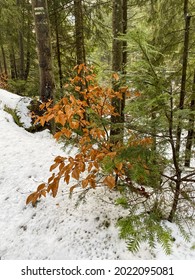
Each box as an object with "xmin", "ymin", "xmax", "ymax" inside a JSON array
[{"xmin": 0, "ymin": 89, "xmax": 195, "ymax": 260}]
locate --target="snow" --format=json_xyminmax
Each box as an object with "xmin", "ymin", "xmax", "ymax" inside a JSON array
[{"xmin": 0, "ymin": 89, "xmax": 195, "ymax": 260}]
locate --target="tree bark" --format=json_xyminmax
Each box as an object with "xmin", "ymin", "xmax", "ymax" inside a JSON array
[
  {"xmin": 31, "ymin": 0, "xmax": 55, "ymax": 102},
  {"xmin": 74, "ymin": 0, "xmax": 86, "ymax": 66},
  {"xmin": 168, "ymin": 0, "xmax": 191, "ymax": 222},
  {"xmin": 175, "ymin": 1, "xmax": 191, "ymax": 157},
  {"xmin": 185, "ymin": 70, "xmax": 195, "ymax": 167},
  {"xmin": 54, "ymin": 6, "xmax": 63, "ymax": 89},
  {"xmin": 110, "ymin": 0, "xmax": 123, "ymax": 141},
  {"xmin": 121, "ymin": 0, "xmax": 128, "ymax": 124},
  {"xmin": 9, "ymin": 47, "xmax": 18, "ymax": 79},
  {"xmin": 1, "ymin": 46, "xmax": 7, "ymax": 76}
]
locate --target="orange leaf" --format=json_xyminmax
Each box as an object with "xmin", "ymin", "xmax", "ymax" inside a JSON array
[
  {"xmin": 54, "ymin": 131, "xmax": 62, "ymax": 140},
  {"xmin": 46, "ymin": 114, "xmax": 54, "ymax": 122},
  {"xmin": 116, "ymin": 162, "xmax": 123, "ymax": 171},
  {"xmin": 48, "ymin": 173, "xmax": 55, "ymax": 184},
  {"xmin": 54, "ymin": 156, "xmax": 65, "ymax": 163},
  {"xmin": 70, "ymin": 120, "xmax": 80, "ymax": 130},
  {"xmin": 75, "ymin": 86, "xmax": 81, "ymax": 92},
  {"xmin": 40, "ymin": 117, "xmax": 46, "ymax": 126},
  {"xmin": 64, "ymin": 174, "xmax": 70, "ymax": 184},
  {"xmin": 107, "ymin": 151, "xmax": 117, "ymax": 158},
  {"xmin": 40, "ymin": 190, "xmax": 47, "ymax": 197},
  {"xmin": 58, "ymin": 113, "xmax": 66, "ymax": 126},
  {"xmin": 112, "ymin": 73, "xmax": 119, "ymax": 81},
  {"xmin": 62, "ymin": 128, "xmax": 72, "ymax": 138},
  {"xmin": 50, "ymin": 162, "xmax": 59, "ymax": 172},
  {"xmin": 79, "ymin": 161, "xmax": 85, "ymax": 172},
  {"xmin": 70, "ymin": 184, "xmax": 77, "ymax": 193},
  {"xmin": 39, "ymin": 103, "xmax": 45, "ymax": 110},
  {"xmin": 37, "ymin": 183, "xmax": 46, "ymax": 192},
  {"xmin": 51, "ymin": 178, "xmax": 59, "ymax": 197},
  {"xmin": 104, "ymin": 175, "xmax": 116, "ymax": 189},
  {"xmin": 72, "ymin": 168, "xmax": 80, "ymax": 180},
  {"xmin": 93, "ymin": 161, "xmax": 99, "ymax": 170},
  {"xmin": 78, "ymin": 64, "xmax": 84, "ymax": 74},
  {"xmin": 96, "ymin": 152, "xmax": 105, "ymax": 160},
  {"xmin": 26, "ymin": 192, "xmax": 36, "ymax": 205},
  {"xmin": 82, "ymin": 179, "xmax": 89, "ymax": 188}
]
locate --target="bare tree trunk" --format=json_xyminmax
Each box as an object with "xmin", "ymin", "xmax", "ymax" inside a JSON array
[
  {"xmin": 24, "ymin": 8, "xmax": 31, "ymax": 81},
  {"xmin": 17, "ymin": 0, "xmax": 25, "ymax": 80},
  {"xmin": 9, "ymin": 47, "xmax": 18, "ymax": 79},
  {"xmin": 18, "ymin": 30, "xmax": 25, "ymax": 79},
  {"xmin": 110, "ymin": 0, "xmax": 123, "ymax": 141},
  {"xmin": 175, "ymin": 0, "xmax": 191, "ymax": 157},
  {"xmin": 74, "ymin": 0, "xmax": 86, "ymax": 66},
  {"xmin": 31, "ymin": 0, "xmax": 55, "ymax": 102},
  {"xmin": 121, "ymin": 0, "xmax": 128, "ymax": 124},
  {"xmin": 1, "ymin": 46, "xmax": 8, "ymax": 76},
  {"xmin": 185, "ymin": 70, "xmax": 195, "ymax": 167},
  {"xmin": 73, "ymin": 0, "xmax": 87, "ymax": 105},
  {"xmin": 168, "ymin": 0, "xmax": 191, "ymax": 222},
  {"xmin": 54, "ymin": 6, "xmax": 63, "ymax": 89}
]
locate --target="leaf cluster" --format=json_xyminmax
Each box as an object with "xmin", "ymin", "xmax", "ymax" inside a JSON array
[{"xmin": 26, "ymin": 65, "xmax": 157, "ymax": 205}]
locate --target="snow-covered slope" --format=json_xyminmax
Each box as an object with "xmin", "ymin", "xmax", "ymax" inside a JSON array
[{"xmin": 0, "ymin": 89, "xmax": 195, "ymax": 260}]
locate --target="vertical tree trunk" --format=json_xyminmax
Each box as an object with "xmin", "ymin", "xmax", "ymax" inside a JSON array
[
  {"xmin": 1, "ymin": 46, "xmax": 8, "ymax": 76},
  {"xmin": 17, "ymin": 0, "xmax": 25, "ymax": 80},
  {"xmin": 74, "ymin": 0, "xmax": 86, "ymax": 66},
  {"xmin": 73, "ymin": 0, "xmax": 87, "ymax": 105},
  {"xmin": 9, "ymin": 47, "xmax": 18, "ymax": 79},
  {"xmin": 175, "ymin": 0, "xmax": 191, "ymax": 157},
  {"xmin": 168, "ymin": 0, "xmax": 191, "ymax": 222},
  {"xmin": 121, "ymin": 0, "xmax": 128, "ymax": 124},
  {"xmin": 18, "ymin": 30, "xmax": 25, "ymax": 79},
  {"xmin": 54, "ymin": 6, "xmax": 63, "ymax": 89},
  {"xmin": 185, "ymin": 70, "xmax": 195, "ymax": 167},
  {"xmin": 24, "ymin": 8, "xmax": 31, "ymax": 81},
  {"xmin": 110, "ymin": 0, "xmax": 123, "ymax": 141},
  {"xmin": 31, "ymin": 0, "xmax": 55, "ymax": 102}
]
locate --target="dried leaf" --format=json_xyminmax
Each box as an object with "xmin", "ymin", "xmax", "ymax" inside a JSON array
[
  {"xmin": 37, "ymin": 183, "xmax": 46, "ymax": 192},
  {"xmin": 112, "ymin": 73, "xmax": 119, "ymax": 81},
  {"xmin": 116, "ymin": 162, "xmax": 123, "ymax": 171},
  {"xmin": 82, "ymin": 179, "xmax": 89, "ymax": 188},
  {"xmin": 48, "ymin": 173, "xmax": 55, "ymax": 184},
  {"xmin": 64, "ymin": 174, "xmax": 70, "ymax": 184},
  {"xmin": 40, "ymin": 117, "xmax": 46, "ymax": 127},
  {"xmin": 70, "ymin": 184, "xmax": 77, "ymax": 193},
  {"xmin": 104, "ymin": 175, "xmax": 116, "ymax": 189},
  {"xmin": 26, "ymin": 192, "xmax": 36, "ymax": 205},
  {"xmin": 72, "ymin": 168, "xmax": 80, "ymax": 180},
  {"xmin": 50, "ymin": 162, "xmax": 59, "ymax": 172}
]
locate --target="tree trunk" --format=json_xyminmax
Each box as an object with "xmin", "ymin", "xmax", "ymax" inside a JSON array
[
  {"xmin": 73, "ymin": 0, "xmax": 87, "ymax": 105},
  {"xmin": 54, "ymin": 6, "xmax": 63, "ymax": 89},
  {"xmin": 18, "ymin": 30, "xmax": 25, "ymax": 79},
  {"xmin": 9, "ymin": 47, "xmax": 18, "ymax": 79},
  {"xmin": 175, "ymin": 0, "xmax": 191, "ymax": 157},
  {"xmin": 31, "ymin": 0, "xmax": 55, "ymax": 102},
  {"xmin": 168, "ymin": 0, "xmax": 191, "ymax": 222},
  {"xmin": 74, "ymin": 0, "xmax": 86, "ymax": 66},
  {"xmin": 1, "ymin": 46, "xmax": 8, "ymax": 76},
  {"xmin": 24, "ymin": 8, "xmax": 31, "ymax": 81},
  {"xmin": 121, "ymin": 0, "xmax": 128, "ymax": 124},
  {"xmin": 110, "ymin": 0, "xmax": 123, "ymax": 142},
  {"xmin": 17, "ymin": 0, "xmax": 25, "ymax": 80},
  {"xmin": 184, "ymin": 70, "xmax": 195, "ymax": 167}
]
